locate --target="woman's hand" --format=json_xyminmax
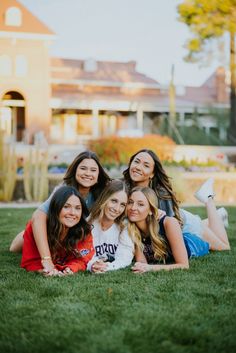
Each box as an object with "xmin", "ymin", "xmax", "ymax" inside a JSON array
[
  {"xmin": 131, "ymin": 262, "xmax": 152, "ymax": 273},
  {"xmin": 91, "ymin": 259, "xmax": 108, "ymax": 273},
  {"xmin": 41, "ymin": 258, "xmax": 64, "ymax": 276},
  {"xmin": 42, "ymin": 267, "xmax": 73, "ymax": 277},
  {"xmin": 62, "ymin": 267, "xmax": 74, "ymax": 276},
  {"xmin": 42, "ymin": 268, "xmax": 62, "ymax": 277},
  {"xmin": 41, "ymin": 258, "xmax": 56, "ymax": 272}
]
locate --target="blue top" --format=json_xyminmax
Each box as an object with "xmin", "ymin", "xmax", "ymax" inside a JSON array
[
  {"xmin": 83, "ymin": 192, "xmax": 95, "ymax": 210},
  {"xmin": 141, "ymin": 216, "xmax": 174, "ymax": 264}
]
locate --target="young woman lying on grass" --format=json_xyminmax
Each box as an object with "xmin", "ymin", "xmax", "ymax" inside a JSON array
[
  {"xmin": 10, "ymin": 150, "xmax": 110, "ymax": 273},
  {"xmin": 123, "ymin": 149, "xmax": 229, "ymax": 235},
  {"xmin": 21, "ymin": 186, "xmax": 94, "ymax": 276},
  {"xmin": 87, "ymin": 180, "xmax": 134, "ymax": 273},
  {"xmin": 127, "ymin": 187, "xmax": 230, "ymax": 273}
]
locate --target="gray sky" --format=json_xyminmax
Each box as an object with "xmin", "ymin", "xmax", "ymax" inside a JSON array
[{"xmin": 20, "ymin": 0, "xmax": 225, "ymax": 86}]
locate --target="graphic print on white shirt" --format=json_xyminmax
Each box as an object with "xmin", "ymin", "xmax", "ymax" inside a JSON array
[{"xmin": 95, "ymin": 242, "xmax": 117, "ymax": 261}]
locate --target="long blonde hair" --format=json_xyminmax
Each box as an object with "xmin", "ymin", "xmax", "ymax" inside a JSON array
[
  {"xmin": 89, "ymin": 180, "xmax": 128, "ymax": 232},
  {"xmin": 128, "ymin": 186, "xmax": 168, "ymax": 261}
]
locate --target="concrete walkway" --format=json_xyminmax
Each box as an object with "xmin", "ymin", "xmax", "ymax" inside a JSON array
[{"xmin": 0, "ymin": 202, "xmax": 40, "ymax": 208}]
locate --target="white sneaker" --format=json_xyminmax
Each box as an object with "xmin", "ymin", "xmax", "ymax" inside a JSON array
[
  {"xmin": 194, "ymin": 178, "xmax": 215, "ymax": 204},
  {"xmin": 217, "ymin": 207, "xmax": 229, "ymax": 228}
]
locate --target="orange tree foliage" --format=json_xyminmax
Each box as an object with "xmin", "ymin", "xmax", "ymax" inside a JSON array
[{"xmin": 88, "ymin": 134, "xmax": 176, "ymax": 167}]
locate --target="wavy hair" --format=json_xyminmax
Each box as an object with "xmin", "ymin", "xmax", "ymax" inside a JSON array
[
  {"xmin": 123, "ymin": 149, "xmax": 182, "ymax": 225},
  {"xmin": 89, "ymin": 180, "xmax": 128, "ymax": 231},
  {"xmin": 128, "ymin": 186, "xmax": 168, "ymax": 261},
  {"xmin": 47, "ymin": 185, "xmax": 92, "ymax": 260},
  {"xmin": 63, "ymin": 150, "xmax": 111, "ymax": 201}
]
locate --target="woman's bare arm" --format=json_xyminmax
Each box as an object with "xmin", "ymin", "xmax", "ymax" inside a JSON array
[
  {"xmin": 132, "ymin": 217, "xmax": 189, "ymax": 273},
  {"xmin": 31, "ymin": 209, "xmax": 55, "ymax": 272},
  {"xmin": 158, "ymin": 216, "xmax": 189, "ymax": 269},
  {"xmin": 135, "ymin": 247, "xmax": 147, "ymax": 263}
]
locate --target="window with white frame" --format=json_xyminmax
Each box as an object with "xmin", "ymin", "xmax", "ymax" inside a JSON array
[
  {"xmin": 0, "ymin": 55, "xmax": 12, "ymax": 76},
  {"xmin": 5, "ymin": 7, "xmax": 22, "ymax": 26},
  {"xmin": 15, "ymin": 55, "xmax": 28, "ymax": 77}
]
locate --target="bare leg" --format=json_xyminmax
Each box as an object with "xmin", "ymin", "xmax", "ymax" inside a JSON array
[
  {"xmin": 202, "ymin": 198, "xmax": 230, "ymax": 250},
  {"xmin": 195, "ymin": 178, "xmax": 230, "ymax": 250},
  {"xmin": 202, "ymin": 219, "xmax": 208, "ymax": 226},
  {"xmin": 202, "ymin": 208, "xmax": 228, "ymax": 229},
  {"xmin": 202, "ymin": 225, "xmax": 230, "ymax": 251},
  {"xmin": 9, "ymin": 231, "xmax": 24, "ymax": 253}
]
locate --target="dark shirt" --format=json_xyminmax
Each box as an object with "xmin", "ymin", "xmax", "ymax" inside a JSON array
[
  {"xmin": 158, "ymin": 198, "xmax": 175, "ymax": 217},
  {"xmin": 84, "ymin": 192, "xmax": 95, "ymax": 211},
  {"xmin": 141, "ymin": 216, "xmax": 174, "ymax": 264},
  {"xmin": 157, "ymin": 187, "xmax": 175, "ymax": 217}
]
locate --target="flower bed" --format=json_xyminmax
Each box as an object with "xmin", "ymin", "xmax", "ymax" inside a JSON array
[
  {"xmin": 12, "ymin": 170, "xmax": 236, "ymax": 205},
  {"xmin": 88, "ymin": 135, "xmax": 176, "ymax": 167}
]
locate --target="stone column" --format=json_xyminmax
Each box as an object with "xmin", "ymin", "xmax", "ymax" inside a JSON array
[
  {"xmin": 136, "ymin": 108, "xmax": 143, "ymax": 130},
  {"xmin": 92, "ymin": 108, "xmax": 99, "ymax": 137}
]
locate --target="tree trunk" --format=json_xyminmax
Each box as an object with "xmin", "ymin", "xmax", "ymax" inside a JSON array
[{"xmin": 228, "ymin": 32, "xmax": 236, "ymax": 144}]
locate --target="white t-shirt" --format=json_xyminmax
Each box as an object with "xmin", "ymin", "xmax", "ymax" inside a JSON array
[{"xmin": 87, "ymin": 219, "xmax": 134, "ymax": 271}]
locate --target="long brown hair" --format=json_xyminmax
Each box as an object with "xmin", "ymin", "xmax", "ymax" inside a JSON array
[
  {"xmin": 128, "ymin": 186, "xmax": 168, "ymax": 261},
  {"xmin": 123, "ymin": 149, "xmax": 182, "ymax": 225},
  {"xmin": 63, "ymin": 150, "xmax": 111, "ymax": 200},
  {"xmin": 47, "ymin": 186, "xmax": 91, "ymax": 259}
]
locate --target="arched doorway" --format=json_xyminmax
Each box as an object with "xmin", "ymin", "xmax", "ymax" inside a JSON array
[{"xmin": 0, "ymin": 91, "xmax": 25, "ymax": 141}]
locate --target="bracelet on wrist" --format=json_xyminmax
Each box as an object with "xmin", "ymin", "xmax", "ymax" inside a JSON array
[{"xmin": 41, "ymin": 256, "xmax": 52, "ymax": 261}]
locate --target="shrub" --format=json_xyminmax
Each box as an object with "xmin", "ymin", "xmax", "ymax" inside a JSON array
[{"xmin": 88, "ymin": 134, "xmax": 176, "ymax": 167}]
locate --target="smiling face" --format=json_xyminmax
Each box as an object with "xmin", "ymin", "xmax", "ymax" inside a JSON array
[
  {"xmin": 103, "ymin": 190, "xmax": 128, "ymax": 222},
  {"xmin": 59, "ymin": 194, "xmax": 82, "ymax": 228},
  {"xmin": 129, "ymin": 152, "xmax": 155, "ymax": 187},
  {"xmin": 127, "ymin": 190, "xmax": 151, "ymax": 224},
  {"xmin": 75, "ymin": 158, "xmax": 99, "ymax": 189}
]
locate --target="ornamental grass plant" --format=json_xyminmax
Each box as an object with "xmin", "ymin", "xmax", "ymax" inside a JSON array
[{"xmin": 0, "ymin": 207, "xmax": 236, "ymax": 353}]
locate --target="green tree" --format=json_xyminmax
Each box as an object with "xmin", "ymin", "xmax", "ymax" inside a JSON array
[{"xmin": 177, "ymin": 0, "xmax": 236, "ymax": 143}]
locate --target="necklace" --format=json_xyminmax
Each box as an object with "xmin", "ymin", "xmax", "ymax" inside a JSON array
[
  {"xmin": 101, "ymin": 223, "xmax": 108, "ymax": 231},
  {"xmin": 141, "ymin": 231, "xmax": 149, "ymax": 243}
]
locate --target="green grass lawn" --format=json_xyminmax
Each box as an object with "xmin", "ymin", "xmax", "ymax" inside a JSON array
[{"xmin": 0, "ymin": 207, "xmax": 236, "ymax": 353}]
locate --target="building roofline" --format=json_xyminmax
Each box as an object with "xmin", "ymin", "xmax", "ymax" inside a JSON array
[
  {"xmin": 51, "ymin": 78, "xmax": 161, "ymax": 89},
  {"xmin": 0, "ymin": 30, "xmax": 56, "ymax": 40}
]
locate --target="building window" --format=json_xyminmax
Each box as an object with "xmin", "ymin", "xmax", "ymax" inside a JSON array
[
  {"xmin": 83, "ymin": 58, "xmax": 97, "ymax": 72},
  {"xmin": 0, "ymin": 55, "xmax": 12, "ymax": 76},
  {"xmin": 15, "ymin": 55, "xmax": 28, "ymax": 77},
  {"xmin": 5, "ymin": 7, "xmax": 22, "ymax": 26},
  {"xmin": 77, "ymin": 114, "xmax": 93, "ymax": 135},
  {"xmin": 51, "ymin": 112, "xmax": 94, "ymax": 143},
  {"xmin": 0, "ymin": 107, "xmax": 12, "ymax": 136}
]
